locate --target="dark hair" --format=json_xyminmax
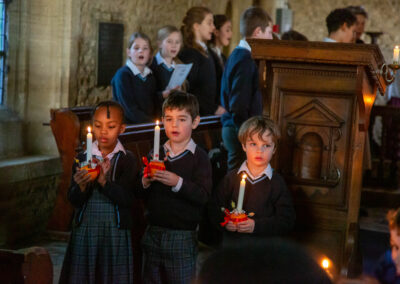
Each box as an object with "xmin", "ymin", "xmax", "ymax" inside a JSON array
[
  {"xmin": 162, "ymin": 91, "xmax": 199, "ymax": 120},
  {"xmin": 326, "ymin": 8, "xmax": 356, "ymax": 34},
  {"xmin": 238, "ymin": 116, "xmax": 280, "ymax": 145},
  {"xmin": 197, "ymin": 239, "xmax": 332, "ymax": 284},
  {"xmin": 181, "ymin": 6, "xmax": 212, "ymax": 56},
  {"xmin": 281, "ymin": 30, "xmax": 308, "ymax": 41},
  {"xmin": 210, "ymin": 14, "xmax": 230, "ymax": 44},
  {"xmin": 346, "ymin": 5, "xmax": 368, "ymax": 18},
  {"xmin": 240, "ymin": 6, "xmax": 272, "ymax": 37},
  {"xmin": 92, "ymin": 101, "xmax": 125, "ymax": 123}
]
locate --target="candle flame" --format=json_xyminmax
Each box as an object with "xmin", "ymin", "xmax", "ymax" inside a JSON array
[
  {"xmin": 242, "ymin": 174, "xmax": 247, "ymax": 179},
  {"xmin": 396, "ymin": 45, "xmax": 399, "ymax": 49},
  {"xmin": 156, "ymin": 120, "xmax": 159, "ymax": 126},
  {"xmin": 87, "ymin": 126, "xmax": 91, "ymax": 133},
  {"xmin": 321, "ymin": 258, "xmax": 330, "ymax": 269}
]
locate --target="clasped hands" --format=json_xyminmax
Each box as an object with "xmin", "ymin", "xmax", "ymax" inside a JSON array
[
  {"xmin": 142, "ymin": 169, "xmax": 180, "ymax": 188},
  {"xmin": 73, "ymin": 157, "xmax": 110, "ymax": 191},
  {"xmin": 225, "ymin": 218, "xmax": 255, "ymax": 233}
]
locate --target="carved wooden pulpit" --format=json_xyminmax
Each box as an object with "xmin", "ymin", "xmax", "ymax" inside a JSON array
[{"xmin": 248, "ymin": 39, "xmax": 388, "ymax": 275}]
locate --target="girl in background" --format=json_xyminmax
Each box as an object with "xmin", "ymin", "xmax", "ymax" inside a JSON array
[
  {"xmin": 150, "ymin": 25, "xmax": 183, "ymax": 101},
  {"xmin": 208, "ymin": 14, "xmax": 232, "ymax": 104},
  {"xmin": 112, "ymin": 32, "xmax": 159, "ymax": 124},
  {"xmin": 179, "ymin": 6, "xmax": 226, "ymax": 116}
]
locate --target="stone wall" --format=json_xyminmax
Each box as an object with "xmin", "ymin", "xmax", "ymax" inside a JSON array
[
  {"xmin": 287, "ymin": 0, "xmax": 400, "ymax": 63},
  {"xmin": 75, "ymin": 0, "xmax": 230, "ymax": 106}
]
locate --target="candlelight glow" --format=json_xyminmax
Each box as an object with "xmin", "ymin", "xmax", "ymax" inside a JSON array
[
  {"xmin": 87, "ymin": 126, "xmax": 91, "ymax": 133},
  {"xmin": 321, "ymin": 258, "xmax": 330, "ymax": 269},
  {"xmin": 242, "ymin": 174, "xmax": 247, "ymax": 180},
  {"xmin": 156, "ymin": 120, "xmax": 159, "ymax": 126}
]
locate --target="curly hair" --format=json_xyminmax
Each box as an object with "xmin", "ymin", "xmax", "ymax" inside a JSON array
[{"xmin": 181, "ymin": 6, "xmax": 212, "ymax": 56}]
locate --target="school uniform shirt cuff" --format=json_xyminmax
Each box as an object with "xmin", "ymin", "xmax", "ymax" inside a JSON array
[{"xmin": 171, "ymin": 177, "xmax": 183, "ymax": 192}]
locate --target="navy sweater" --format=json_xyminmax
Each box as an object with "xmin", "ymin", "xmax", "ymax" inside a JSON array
[
  {"xmin": 150, "ymin": 59, "xmax": 173, "ymax": 102},
  {"xmin": 111, "ymin": 65, "xmax": 159, "ymax": 124},
  {"xmin": 220, "ymin": 47, "xmax": 262, "ymax": 129},
  {"xmin": 68, "ymin": 151, "xmax": 139, "ymax": 229},
  {"xmin": 136, "ymin": 146, "xmax": 212, "ymax": 230},
  {"xmin": 216, "ymin": 170, "xmax": 295, "ymax": 239},
  {"xmin": 178, "ymin": 47, "xmax": 218, "ymax": 115},
  {"xmin": 209, "ymin": 48, "xmax": 226, "ymax": 108}
]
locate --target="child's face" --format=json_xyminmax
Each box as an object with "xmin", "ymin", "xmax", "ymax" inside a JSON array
[
  {"xmin": 195, "ymin": 13, "xmax": 215, "ymax": 42},
  {"xmin": 162, "ymin": 108, "xmax": 200, "ymax": 145},
  {"xmin": 160, "ymin": 32, "xmax": 182, "ymax": 60},
  {"xmin": 242, "ymin": 130, "xmax": 275, "ymax": 169},
  {"xmin": 214, "ymin": 20, "xmax": 232, "ymax": 47},
  {"xmin": 93, "ymin": 107, "xmax": 125, "ymax": 152},
  {"xmin": 341, "ymin": 23, "xmax": 356, "ymax": 43},
  {"xmin": 355, "ymin": 14, "xmax": 366, "ymax": 40},
  {"xmin": 254, "ymin": 22, "xmax": 273, "ymax": 40},
  {"xmin": 390, "ymin": 229, "xmax": 400, "ymax": 275},
  {"xmin": 127, "ymin": 37, "xmax": 151, "ymax": 67}
]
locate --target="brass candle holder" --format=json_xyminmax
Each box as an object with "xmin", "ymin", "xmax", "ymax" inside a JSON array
[{"xmin": 377, "ymin": 63, "xmax": 400, "ymax": 84}]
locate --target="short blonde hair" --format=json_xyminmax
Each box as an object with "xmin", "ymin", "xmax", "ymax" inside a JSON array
[
  {"xmin": 387, "ymin": 209, "xmax": 400, "ymax": 234},
  {"xmin": 238, "ymin": 116, "xmax": 280, "ymax": 145}
]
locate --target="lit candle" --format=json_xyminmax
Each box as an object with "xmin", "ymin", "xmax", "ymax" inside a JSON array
[
  {"xmin": 321, "ymin": 258, "xmax": 333, "ymax": 279},
  {"xmin": 236, "ymin": 174, "xmax": 247, "ymax": 212},
  {"xmin": 86, "ymin": 126, "xmax": 92, "ymax": 163},
  {"xmin": 153, "ymin": 120, "xmax": 160, "ymax": 160},
  {"xmin": 394, "ymin": 45, "xmax": 399, "ymax": 64}
]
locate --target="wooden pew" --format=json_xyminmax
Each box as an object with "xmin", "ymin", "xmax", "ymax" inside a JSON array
[
  {"xmin": 47, "ymin": 107, "xmax": 223, "ymax": 284},
  {"xmin": 0, "ymin": 247, "xmax": 53, "ymax": 284},
  {"xmin": 364, "ymin": 105, "xmax": 400, "ymax": 188}
]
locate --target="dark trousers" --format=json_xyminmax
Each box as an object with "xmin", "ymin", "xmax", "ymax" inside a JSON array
[
  {"xmin": 222, "ymin": 126, "xmax": 246, "ymax": 170},
  {"xmin": 141, "ymin": 226, "xmax": 197, "ymax": 284}
]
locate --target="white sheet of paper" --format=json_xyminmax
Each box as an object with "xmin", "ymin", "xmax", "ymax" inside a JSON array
[{"xmin": 167, "ymin": 63, "xmax": 193, "ymax": 89}]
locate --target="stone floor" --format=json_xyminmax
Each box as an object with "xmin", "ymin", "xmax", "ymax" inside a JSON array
[{"xmin": 35, "ymin": 207, "xmax": 390, "ymax": 284}]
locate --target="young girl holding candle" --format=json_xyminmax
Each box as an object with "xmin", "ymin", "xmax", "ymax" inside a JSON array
[
  {"xmin": 150, "ymin": 25, "xmax": 184, "ymax": 101},
  {"xmin": 60, "ymin": 101, "xmax": 138, "ymax": 284},
  {"xmin": 216, "ymin": 116, "xmax": 295, "ymax": 245},
  {"xmin": 179, "ymin": 6, "xmax": 226, "ymax": 116},
  {"xmin": 112, "ymin": 32, "xmax": 159, "ymax": 124}
]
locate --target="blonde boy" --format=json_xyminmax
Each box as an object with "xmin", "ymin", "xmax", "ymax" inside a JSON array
[{"xmin": 217, "ymin": 116, "xmax": 295, "ymax": 244}]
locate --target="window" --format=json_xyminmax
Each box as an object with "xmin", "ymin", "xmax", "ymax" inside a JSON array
[{"xmin": 0, "ymin": 0, "xmax": 7, "ymax": 105}]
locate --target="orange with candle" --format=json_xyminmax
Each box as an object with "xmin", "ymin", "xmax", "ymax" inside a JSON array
[
  {"xmin": 77, "ymin": 126, "xmax": 100, "ymax": 181},
  {"xmin": 220, "ymin": 174, "xmax": 255, "ymax": 226},
  {"xmin": 143, "ymin": 120, "xmax": 165, "ymax": 178}
]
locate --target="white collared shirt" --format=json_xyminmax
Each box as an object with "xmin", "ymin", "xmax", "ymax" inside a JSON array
[
  {"xmin": 237, "ymin": 160, "xmax": 273, "ymax": 180},
  {"xmin": 323, "ymin": 37, "xmax": 337, "ymax": 43},
  {"xmin": 163, "ymin": 139, "xmax": 197, "ymax": 191},
  {"xmin": 90, "ymin": 139, "xmax": 126, "ymax": 161},
  {"xmin": 197, "ymin": 40, "xmax": 208, "ymax": 52},
  {"xmin": 126, "ymin": 59, "xmax": 152, "ymax": 78},
  {"xmin": 155, "ymin": 52, "xmax": 176, "ymax": 69},
  {"xmin": 163, "ymin": 138, "xmax": 196, "ymax": 158},
  {"xmin": 238, "ymin": 39, "xmax": 251, "ymax": 52},
  {"xmin": 210, "ymin": 46, "xmax": 222, "ymax": 58}
]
